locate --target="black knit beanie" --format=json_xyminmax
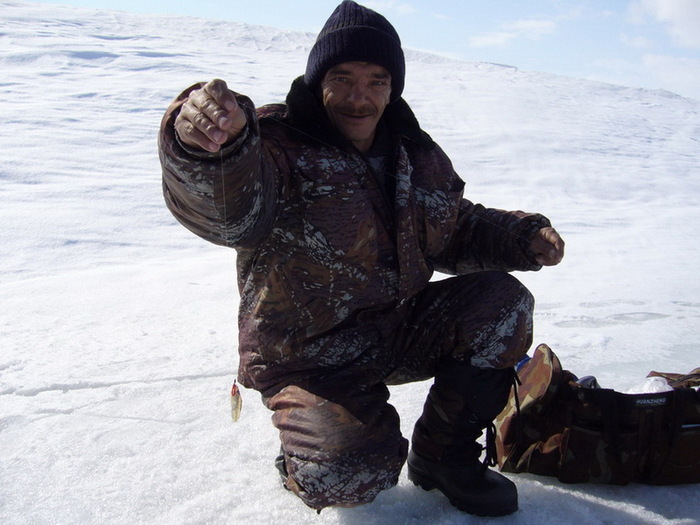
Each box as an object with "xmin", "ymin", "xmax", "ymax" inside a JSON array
[{"xmin": 304, "ymin": 0, "xmax": 405, "ymax": 102}]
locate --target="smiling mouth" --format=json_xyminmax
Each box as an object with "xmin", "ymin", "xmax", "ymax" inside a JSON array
[{"xmin": 338, "ymin": 112, "xmax": 375, "ymax": 124}]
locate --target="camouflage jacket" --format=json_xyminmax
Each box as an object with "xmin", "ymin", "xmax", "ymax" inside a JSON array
[{"xmin": 159, "ymin": 77, "xmax": 550, "ymax": 395}]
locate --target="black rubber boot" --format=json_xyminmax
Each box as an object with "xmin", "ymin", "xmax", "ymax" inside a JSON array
[
  {"xmin": 407, "ymin": 448, "xmax": 517, "ymax": 516},
  {"xmin": 408, "ymin": 361, "xmax": 518, "ymax": 517}
]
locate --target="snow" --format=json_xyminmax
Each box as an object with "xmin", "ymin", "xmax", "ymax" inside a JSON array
[{"xmin": 1, "ymin": 1, "xmax": 699, "ymax": 523}]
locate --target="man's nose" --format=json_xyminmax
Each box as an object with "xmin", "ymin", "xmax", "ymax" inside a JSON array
[{"xmin": 346, "ymin": 82, "xmax": 369, "ymax": 103}]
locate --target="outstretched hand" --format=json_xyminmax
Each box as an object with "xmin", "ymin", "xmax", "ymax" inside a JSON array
[
  {"xmin": 174, "ymin": 79, "xmax": 247, "ymax": 153},
  {"xmin": 530, "ymin": 227, "xmax": 565, "ymax": 266}
]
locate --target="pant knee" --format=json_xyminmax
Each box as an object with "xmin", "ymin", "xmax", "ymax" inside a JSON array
[
  {"xmin": 283, "ymin": 439, "xmax": 407, "ymax": 509},
  {"xmin": 268, "ymin": 384, "xmax": 408, "ymax": 510},
  {"xmin": 471, "ymin": 285, "xmax": 533, "ymax": 367},
  {"xmin": 452, "ymin": 272, "xmax": 534, "ymax": 368}
]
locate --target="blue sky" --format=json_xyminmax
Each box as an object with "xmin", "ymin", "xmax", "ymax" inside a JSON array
[{"xmin": 27, "ymin": 0, "xmax": 700, "ymax": 100}]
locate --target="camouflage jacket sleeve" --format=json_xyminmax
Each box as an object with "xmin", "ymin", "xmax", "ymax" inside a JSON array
[
  {"xmin": 158, "ymin": 83, "xmax": 278, "ymax": 248},
  {"xmin": 406, "ymin": 141, "xmax": 551, "ymax": 275},
  {"xmin": 433, "ymin": 198, "xmax": 551, "ymax": 275}
]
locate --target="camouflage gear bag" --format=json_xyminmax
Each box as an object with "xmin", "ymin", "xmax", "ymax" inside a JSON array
[{"xmin": 495, "ymin": 344, "xmax": 700, "ymax": 485}]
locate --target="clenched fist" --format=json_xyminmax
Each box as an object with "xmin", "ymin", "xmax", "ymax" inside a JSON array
[
  {"xmin": 529, "ymin": 227, "xmax": 565, "ymax": 266},
  {"xmin": 174, "ymin": 79, "xmax": 247, "ymax": 153}
]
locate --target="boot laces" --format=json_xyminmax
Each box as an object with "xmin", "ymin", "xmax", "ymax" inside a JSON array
[
  {"xmin": 481, "ymin": 368, "xmax": 521, "ymax": 471},
  {"xmin": 481, "ymin": 422, "xmax": 498, "ymax": 469}
]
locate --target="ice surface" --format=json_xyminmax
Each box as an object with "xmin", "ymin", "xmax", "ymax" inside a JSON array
[{"xmin": 1, "ymin": 1, "xmax": 699, "ymax": 523}]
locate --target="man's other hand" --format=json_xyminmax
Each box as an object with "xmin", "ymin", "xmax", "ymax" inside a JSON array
[{"xmin": 530, "ymin": 227, "xmax": 565, "ymax": 266}]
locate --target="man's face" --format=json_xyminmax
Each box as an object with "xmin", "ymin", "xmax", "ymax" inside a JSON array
[{"xmin": 320, "ymin": 61, "xmax": 392, "ymax": 153}]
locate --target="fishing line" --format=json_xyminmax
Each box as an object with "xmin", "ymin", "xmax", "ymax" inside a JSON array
[
  {"xmin": 219, "ymin": 147, "xmax": 231, "ymax": 248},
  {"xmin": 220, "ymin": 147, "xmax": 243, "ymax": 421}
]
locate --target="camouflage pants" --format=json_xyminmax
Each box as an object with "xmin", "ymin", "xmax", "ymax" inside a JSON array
[{"xmin": 267, "ymin": 271, "xmax": 534, "ymax": 510}]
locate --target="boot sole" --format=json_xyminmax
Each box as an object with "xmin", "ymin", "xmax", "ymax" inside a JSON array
[{"xmin": 407, "ymin": 465, "xmax": 517, "ymax": 517}]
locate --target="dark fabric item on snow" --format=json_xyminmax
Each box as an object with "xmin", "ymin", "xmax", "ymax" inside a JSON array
[
  {"xmin": 304, "ymin": 0, "xmax": 405, "ymax": 102},
  {"xmin": 647, "ymin": 368, "xmax": 700, "ymax": 389},
  {"xmin": 495, "ymin": 344, "xmax": 700, "ymax": 485}
]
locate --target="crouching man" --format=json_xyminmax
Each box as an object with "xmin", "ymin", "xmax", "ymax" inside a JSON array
[{"xmin": 159, "ymin": 0, "xmax": 564, "ymax": 516}]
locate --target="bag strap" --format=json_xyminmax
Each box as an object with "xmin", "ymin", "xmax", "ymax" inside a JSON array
[
  {"xmin": 641, "ymin": 387, "xmax": 697, "ymax": 481},
  {"xmin": 577, "ymin": 388, "xmax": 624, "ymax": 462},
  {"xmin": 666, "ymin": 388, "xmax": 697, "ymax": 447}
]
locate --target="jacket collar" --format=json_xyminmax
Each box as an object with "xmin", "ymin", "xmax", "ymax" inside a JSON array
[{"xmin": 283, "ymin": 75, "xmax": 435, "ymax": 151}]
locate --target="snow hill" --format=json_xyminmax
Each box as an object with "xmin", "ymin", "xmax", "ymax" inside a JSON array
[{"xmin": 1, "ymin": 1, "xmax": 699, "ymax": 523}]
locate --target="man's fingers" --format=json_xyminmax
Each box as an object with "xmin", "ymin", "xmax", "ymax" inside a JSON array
[
  {"xmin": 204, "ymin": 79, "xmax": 236, "ymax": 109},
  {"xmin": 203, "ymin": 79, "xmax": 245, "ymax": 130},
  {"xmin": 545, "ymin": 228, "xmax": 565, "ymax": 251},
  {"xmin": 175, "ymin": 102, "xmax": 226, "ymax": 152},
  {"xmin": 174, "ymin": 120, "xmax": 221, "ymax": 153},
  {"xmin": 532, "ymin": 227, "xmax": 565, "ymax": 266},
  {"xmin": 182, "ymin": 125, "xmax": 220, "ymax": 153},
  {"xmin": 188, "ymin": 87, "xmax": 231, "ymax": 130},
  {"xmin": 174, "ymin": 79, "xmax": 247, "ymax": 152}
]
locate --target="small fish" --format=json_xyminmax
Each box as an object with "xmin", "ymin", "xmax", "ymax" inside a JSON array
[{"xmin": 230, "ymin": 380, "xmax": 242, "ymax": 422}]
